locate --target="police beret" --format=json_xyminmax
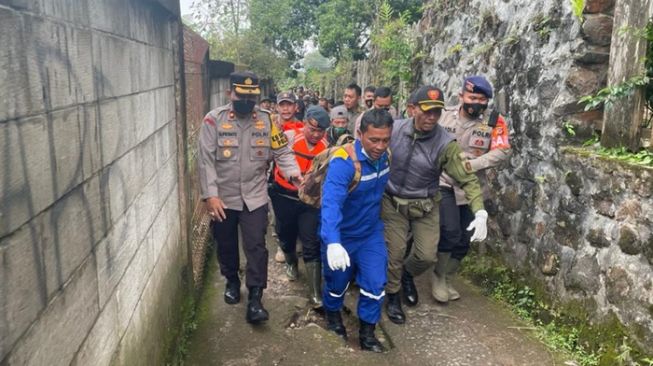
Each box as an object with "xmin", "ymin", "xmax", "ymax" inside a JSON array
[
  {"xmin": 463, "ymin": 76, "xmax": 493, "ymax": 98},
  {"xmin": 230, "ymin": 70, "xmax": 261, "ymax": 95},
  {"xmin": 413, "ymin": 85, "xmax": 445, "ymax": 112},
  {"xmin": 329, "ymin": 105, "xmax": 348, "ymax": 120},
  {"xmin": 305, "ymin": 106, "xmax": 331, "ymax": 129}
]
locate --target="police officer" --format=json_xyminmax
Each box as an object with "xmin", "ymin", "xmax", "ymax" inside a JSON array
[
  {"xmin": 433, "ymin": 76, "xmax": 512, "ymax": 303},
  {"xmin": 382, "ymin": 85, "xmax": 489, "ymax": 325},
  {"xmin": 322, "ymin": 109, "xmax": 393, "ymax": 353},
  {"xmin": 198, "ymin": 71, "xmax": 301, "ymax": 324},
  {"xmin": 269, "ymin": 106, "xmax": 331, "ymax": 307}
]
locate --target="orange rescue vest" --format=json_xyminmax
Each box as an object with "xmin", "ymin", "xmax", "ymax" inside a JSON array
[{"xmin": 274, "ymin": 128, "xmax": 328, "ymax": 191}]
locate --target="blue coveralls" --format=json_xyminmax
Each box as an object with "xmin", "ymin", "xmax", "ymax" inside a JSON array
[{"xmin": 320, "ymin": 140, "xmax": 390, "ymax": 324}]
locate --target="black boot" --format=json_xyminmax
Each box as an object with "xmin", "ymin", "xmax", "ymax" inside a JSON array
[
  {"xmin": 385, "ymin": 292, "xmax": 406, "ymax": 324},
  {"xmin": 325, "ymin": 310, "xmax": 347, "ymax": 340},
  {"xmin": 224, "ymin": 279, "xmax": 241, "ymax": 304},
  {"xmin": 246, "ymin": 287, "xmax": 269, "ymax": 324},
  {"xmin": 358, "ymin": 320, "xmax": 387, "ymax": 353},
  {"xmin": 401, "ymin": 268, "xmax": 419, "ymax": 306}
]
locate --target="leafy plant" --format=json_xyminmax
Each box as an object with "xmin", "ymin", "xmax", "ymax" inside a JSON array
[
  {"xmin": 563, "ymin": 121, "xmax": 576, "ymax": 136},
  {"xmin": 570, "ymin": 0, "xmax": 585, "ymax": 24},
  {"xmin": 578, "ymin": 75, "xmax": 650, "ymax": 111},
  {"xmin": 582, "ymin": 132, "xmax": 600, "ymax": 146},
  {"xmin": 595, "ymin": 146, "xmax": 653, "ymax": 166},
  {"xmin": 447, "ymin": 43, "xmax": 464, "ymax": 55}
]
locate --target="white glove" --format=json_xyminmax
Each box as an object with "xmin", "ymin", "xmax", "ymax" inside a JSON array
[
  {"xmin": 326, "ymin": 243, "xmax": 350, "ymax": 272},
  {"xmin": 466, "ymin": 209, "xmax": 488, "ymax": 242}
]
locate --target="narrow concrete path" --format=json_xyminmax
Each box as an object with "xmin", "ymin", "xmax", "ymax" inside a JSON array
[{"xmin": 186, "ymin": 228, "xmax": 569, "ymax": 366}]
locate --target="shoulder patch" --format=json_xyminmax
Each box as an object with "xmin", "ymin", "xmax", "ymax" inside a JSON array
[{"xmin": 330, "ymin": 148, "xmax": 349, "ymax": 161}]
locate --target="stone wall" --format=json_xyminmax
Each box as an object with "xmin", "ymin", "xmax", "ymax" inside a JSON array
[
  {"xmin": 0, "ymin": 0, "xmax": 189, "ymax": 364},
  {"xmin": 419, "ymin": 0, "xmax": 653, "ymax": 353}
]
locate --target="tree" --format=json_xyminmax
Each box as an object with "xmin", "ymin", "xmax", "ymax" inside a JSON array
[{"xmin": 249, "ymin": 0, "xmax": 324, "ymax": 63}]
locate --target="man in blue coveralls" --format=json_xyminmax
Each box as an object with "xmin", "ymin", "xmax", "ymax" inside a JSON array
[{"xmin": 320, "ymin": 108, "xmax": 393, "ymax": 353}]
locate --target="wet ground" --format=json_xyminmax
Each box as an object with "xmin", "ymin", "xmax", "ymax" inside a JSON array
[{"xmin": 185, "ymin": 229, "xmax": 569, "ymax": 366}]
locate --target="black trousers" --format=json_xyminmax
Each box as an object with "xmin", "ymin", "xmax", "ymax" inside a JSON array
[
  {"xmin": 269, "ymin": 183, "xmax": 321, "ymax": 263},
  {"xmin": 211, "ymin": 204, "xmax": 269, "ymax": 288},
  {"xmin": 438, "ymin": 187, "xmax": 475, "ymax": 260}
]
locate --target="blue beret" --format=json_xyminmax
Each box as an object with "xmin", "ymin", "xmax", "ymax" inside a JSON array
[
  {"xmin": 305, "ymin": 106, "xmax": 331, "ymax": 129},
  {"xmin": 463, "ymin": 76, "xmax": 493, "ymax": 98}
]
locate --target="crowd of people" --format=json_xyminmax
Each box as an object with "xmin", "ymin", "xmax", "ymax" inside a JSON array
[{"xmin": 198, "ymin": 71, "xmax": 512, "ymax": 353}]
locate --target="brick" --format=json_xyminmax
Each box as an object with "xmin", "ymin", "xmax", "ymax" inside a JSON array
[
  {"xmin": 94, "ymin": 206, "xmax": 139, "ymax": 306},
  {"xmin": 41, "ymin": 175, "xmax": 107, "ymax": 297},
  {"xmin": 104, "ymin": 147, "xmax": 143, "ymax": 224},
  {"xmin": 88, "ymin": 0, "xmax": 132, "ymax": 38},
  {"xmin": 2, "ymin": 0, "xmax": 91, "ymax": 23},
  {"xmin": 0, "ymin": 8, "xmax": 44, "ymax": 122},
  {"xmin": 70, "ymin": 295, "xmax": 120, "ymax": 366},
  {"xmin": 114, "ymin": 228, "xmax": 154, "ymax": 333},
  {"xmin": 0, "ymin": 221, "xmax": 47, "ymax": 361},
  {"xmin": 114, "ymin": 216, "xmax": 185, "ymax": 366},
  {"xmin": 0, "ymin": 115, "xmax": 56, "ymax": 238},
  {"xmin": 97, "ymin": 95, "xmax": 137, "ymax": 166},
  {"xmin": 6, "ymin": 257, "xmax": 99, "ymax": 366}
]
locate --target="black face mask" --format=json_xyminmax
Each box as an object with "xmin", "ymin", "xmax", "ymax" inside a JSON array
[
  {"xmin": 233, "ymin": 99, "xmax": 256, "ymax": 115},
  {"xmin": 462, "ymin": 102, "xmax": 488, "ymax": 119},
  {"xmin": 365, "ymin": 99, "xmax": 373, "ymax": 108}
]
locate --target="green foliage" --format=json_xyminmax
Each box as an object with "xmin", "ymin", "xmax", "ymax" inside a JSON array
[
  {"xmin": 594, "ymin": 146, "xmax": 653, "ymax": 166},
  {"xmin": 570, "ymin": 0, "xmax": 585, "ymax": 24},
  {"xmin": 447, "ymin": 43, "xmax": 464, "ymax": 55},
  {"xmin": 166, "ymin": 295, "xmax": 198, "ymax": 365},
  {"xmin": 249, "ymin": 0, "xmax": 321, "ymax": 63},
  {"xmin": 532, "ymin": 14, "xmax": 552, "ymax": 40},
  {"xmin": 563, "ymin": 121, "xmax": 576, "ymax": 137},
  {"xmin": 459, "ymin": 252, "xmax": 650, "ymax": 366},
  {"xmin": 578, "ymin": 75, "xmax": 650, "ymax": 111},
  {"xmin": 582, "ymin": 132, "xmax": 600, "ymax": 146},
  {"xmin": 372, "ymin": 2, "xmax": 416, "ymax": 86}
]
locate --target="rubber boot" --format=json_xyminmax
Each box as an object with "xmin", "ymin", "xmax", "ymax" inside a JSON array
[
  {"xmin": 325, "ymin": 310, "xmax": 347, "ymax": 340},
  {"xmin": 401, "ymin": 268, "xmax": 418, "ymax": 306},
  {"xmin": 224, "ymin": 278, "xmax": 241, "ymax": 304},
  {"xmin": 359, "ymin": 320, "xmax": 387, "ymax": 353},
  {"xmin": 285, "ymin": 252, "xmax": 299, "ymax": 281},
  {"xmin": 385, "ymin": 292, "xmax": 406, "ymax": 324},
  {"xmin": 305, "ymin": 261, "xmax": 323, "ymax": 308},
  {"xmin": 431, "ymin": 252, "xmax": 450, "ymax": 303},
  {"xmin": 446, "ymin": 257, "xmax": 462, "ymax": 301},
  {"xmin": 246, "ymin": 287, "xmax": 269, "ymax": 324}
]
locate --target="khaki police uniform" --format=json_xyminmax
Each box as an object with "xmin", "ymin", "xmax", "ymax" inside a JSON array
[{"xmin": 198, "ymin": 103, "xmax": 300, "ymax": 289}]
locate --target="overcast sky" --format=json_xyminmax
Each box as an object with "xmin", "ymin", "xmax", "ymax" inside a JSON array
[{"xmin": 179, "ymin": 0, "xmax": 193, "ymax": 16}]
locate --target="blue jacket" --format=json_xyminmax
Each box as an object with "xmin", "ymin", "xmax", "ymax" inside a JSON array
[{"xmin": 320, "ymin": 140, "xmax": 391, "ymax": 245}]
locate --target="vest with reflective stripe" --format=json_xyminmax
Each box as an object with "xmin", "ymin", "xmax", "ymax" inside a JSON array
[{"xmin": 274, "ymin": 129, "xmax": 328, "ymax": 191}]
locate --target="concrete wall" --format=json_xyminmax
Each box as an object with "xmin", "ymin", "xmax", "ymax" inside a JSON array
[
  {"xmin": 418, "ymin": 0, "xmax": 653, "ymax": 354},
  {"xmin": 0, "ymin": 0, "xmax": 189, "ymax": 364}
]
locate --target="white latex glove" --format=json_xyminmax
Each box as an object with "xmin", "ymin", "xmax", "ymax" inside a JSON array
[
  {"xmin": 467, "ymin": 209, "xmax": 488, "ymax": 242},
  {"xmin": 326, "ymin": 243, "xmax": 350, "ymax": 271}
]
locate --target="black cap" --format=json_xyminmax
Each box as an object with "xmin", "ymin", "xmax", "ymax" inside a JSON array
[
  {"xmin": 276, "ymin": 91, "xmax": 296, "ymax": 103},
  {"xmin": 230, "ymin": 70, "xmax": 261, "ymax": 95},
  {"xmin": 305, "ymin": 106, "xmax": 331, "ymax": 129},
  {"xmin": 413, "ymin": 85, "xmax": 445, "ymax": 111}
]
